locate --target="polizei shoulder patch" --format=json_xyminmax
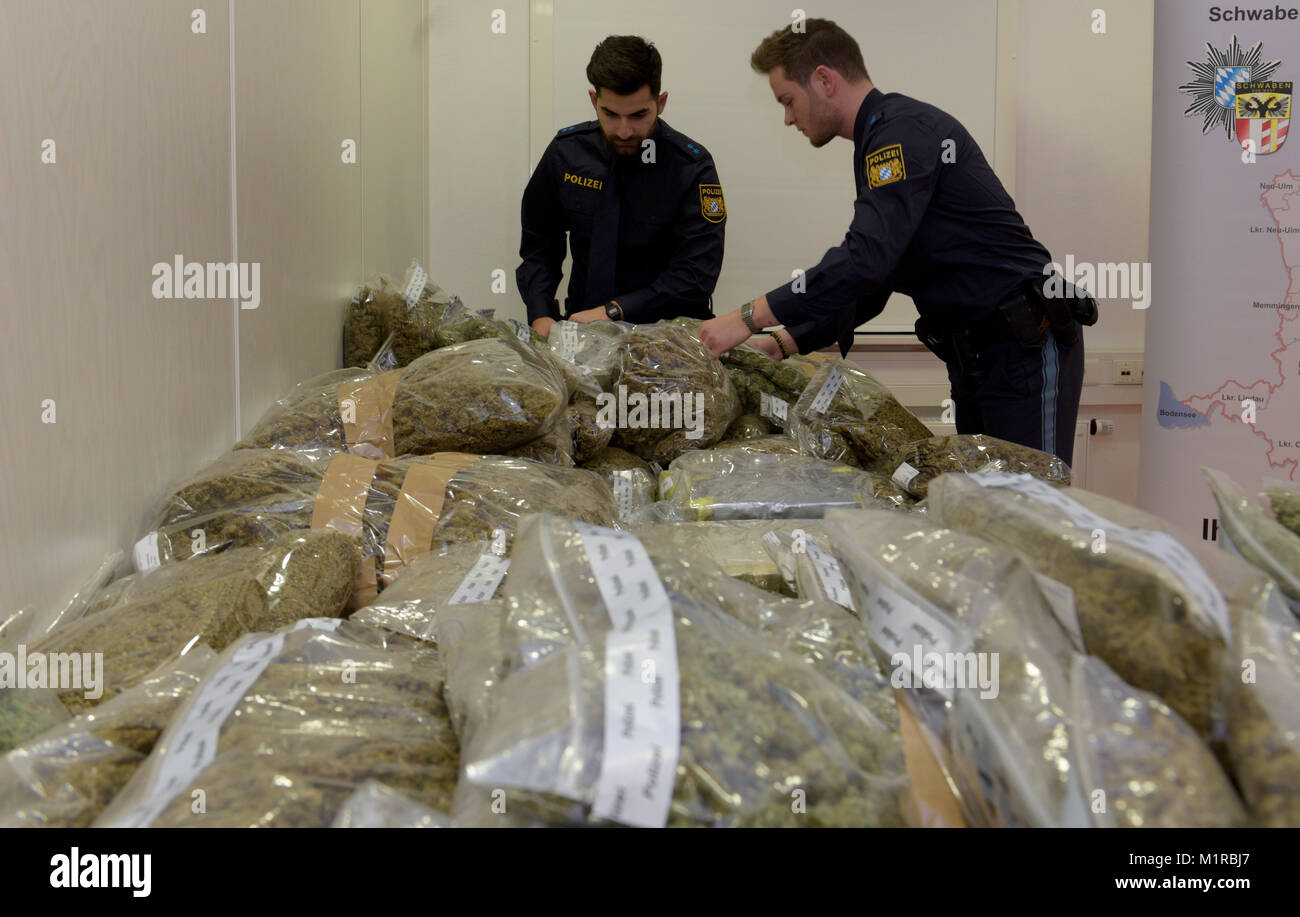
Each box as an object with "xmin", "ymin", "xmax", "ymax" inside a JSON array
[{"xmin": 866, "ymin": 144, "xmax": 906, "ymax": 189}]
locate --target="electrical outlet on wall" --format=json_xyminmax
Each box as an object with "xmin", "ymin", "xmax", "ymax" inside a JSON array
[{"xmin": 1112, "ymin": 359, "xmax": 1144, "ymax": 385}]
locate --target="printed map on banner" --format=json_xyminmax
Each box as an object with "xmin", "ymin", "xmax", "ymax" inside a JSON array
[
  {"xmin": 1154, "ymin": 35, "xmax": 1300, "ymax": 484},
  {"xmin": 1160, "ymin": 168, "xmax": 1300, "ymax": 480}
]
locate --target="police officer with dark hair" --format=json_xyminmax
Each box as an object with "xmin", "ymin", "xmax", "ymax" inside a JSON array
[
  {"xmin": 518, "ymin": 35, "xmax": 727, "ymax": 338},
  {"xmin": 699, "ymin": 19, "xmax": 1096, "ymax": 465}
]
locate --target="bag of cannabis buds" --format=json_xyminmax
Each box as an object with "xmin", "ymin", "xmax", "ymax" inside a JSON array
[
  {"xmin": 1203, "ymin": 467, "xmax": 1300, "ymax": 616},
  {"xmin": 31, "ymin": 531, "xmax": 359, "ymax": 714},
  {"xmin": 788, "ymin": 361, "xmax": 931, "ymax": 471},
  {"xmin": 0, "ymin": 648, "xmax": 216, "ymax": 827},
  {"xmin": 458, "ymin": 515, "xmax": 909, "ymax": 827},
  {"xmin": 822, "ymin": 507, "xmax": 1248, "ymax": 828},
  {"xmin": 97, "ymin": 619, "xmax": 459, "ymax": 828},
  {"xmin": 609, "ymin": 322, "xmax": 740, "ymax": 464},
  {"xmin": 888, "ymin": 433, "xmax": 1071, "ymax": 499},
  {"xmin": 579, "ymin": 446, "xmax": 658, "ymax": 522}
]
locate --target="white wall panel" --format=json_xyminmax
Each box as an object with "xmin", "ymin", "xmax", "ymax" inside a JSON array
[
  {"xmin": 234, "ymin": 0, "xmax": 362, "ymax": 434},
  {"xmin": 0, "ymin": 0, "xmax": 233, "ymax": 620}
]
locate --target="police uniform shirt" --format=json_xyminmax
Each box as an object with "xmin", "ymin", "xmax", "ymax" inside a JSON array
[
  {"xmin": 517, "ymin": 119, "xmax": 726, "ymax": 324},
  {"xmin": 770, "ymin": 88, "xmax": 1052, "ymax": 353}
]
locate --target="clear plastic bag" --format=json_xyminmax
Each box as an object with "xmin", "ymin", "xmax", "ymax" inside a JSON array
[
  {"xmin": 1203, "ymin": 468, "xmax": 1300, "ymax": 615},
  {"xmin": 1222, "ymin": 588, "xmax": 1300, "ymax": 826},
  {"xmin": 1263, "ymin": 477, "xmax": 1300, "ymax": 537},
  {"xmin": 547, "ymin": 319, "xmax": 628, "ymax": 394},
  {"xmin": 707, "ymin": 434, "xmax": 801, "ymax": 457},
  {"xmin": 432, "ymin": 456, "xmax": 617, "ymax": 549},
  {"xmin": 926, "ymin": 472, "xmax": 1269, "ymax": 741},
  {"xmin": 503, "ymin": 409, "xmax": 576, "ymax": 467},
  {"xmin": 566, "ymin": 401, "xmax": 613, "ymax": 463},
  {"xmin": 1071, "ymin": 654, "xmax": 1248, "ymax": 828},
  {"xmin": 461, "ymin": 515, "xmax": 909, "ymax": 827},
  {"xmin": 392, "ymin": 337, "xmax": 569, "ymax": 456},
  {"xmin": 789, "ymin": 361, "xmax": 931, "ymax": 472},
  {"xmin": 31, "ymin": 531, "xmax": 359, "ymax": 713},
  {"xmin": 579, "ymin": 447, "xmax": 657, "ymax": 522},
  {"xmin": 343, "ymin": 275, "xmax": 402, "ymax": 367},
  {"xmin": 889, "ymin": 433, "xmax": 1071, "ymax": 499},
  {"xmin": 437, "ymin": 599, "xmax": 511, "ymax": 746},
  {"xmin": 657, "ymin": 451, "xmax": 883, "ymax": 520},
  {"xmin": 331, "ymin": 780, "xmax": 449, "ymax": 828},
  {"xmin": 631, "ymin": 519, "xmax": 813, "ymax": 597},
  {"xmin": 823, "ymin": 508, "xmax": 1090, "ymax": 827},
  {"xmin": 721, "ymin": 412, "xmax": 772, "ymax": 441},
  {"xmin": 0, "ymin": 688, "xmax": 71, "ymax": 757},
  {"xmin": 351, "ymin": 540, "xmax": 504, "ymax": 643},
  {"xmin": 0, "ymin": 648, "xmax": 215, "ymax": 827},
  {"xmin": 1, "ymin": 550, "xmax": 124, "ymax": 651},
  {"xmin": 97, "ymin": 620, "xmax": 459, "ymax": 828},
  {"xmin": 609, "ymin": 322, "xmax": 740, "ymax": 464}
]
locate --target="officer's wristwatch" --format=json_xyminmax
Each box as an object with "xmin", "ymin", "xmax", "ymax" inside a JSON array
[
  {"xmin": 740, "ymin": 300, "xmax": 760, "ymax": 334},
  {"xmin": 604, "ymin": 300, "xmax": 623, "ymax": 322}
]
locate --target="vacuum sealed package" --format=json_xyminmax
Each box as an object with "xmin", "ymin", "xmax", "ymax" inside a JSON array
[
  {"xmin": 1203, "ymin": 468, "xmax": 1300, "ymax": 615},
  {"xmin": 31, "ymin": 532, "xmax": 359, "ymax": 713},
  {"xmin": 566, "ymin": 401, "xmax": 613, "ymax": 463},
  {"xmin": 391, "ymin": 337, "xmax": 569, "ymax": 456},
  {"xmin": 823, "ymin": 507, "xmax": 1247, "ymax": 828},
  {"xmin": 331, "ymin": 780, "xmax": 449, "ymax": 828},
  {"xmin": 657, "ymin": 451, "xmax": 889, "ymax": 521},
  {"xmin": 888, "ymin": 433, "xmax": 1071, "ymax": 499},
  {"xmin": 460, "ymin": 515, "xmax": 909, "ymax": 827},
  {"xmin": 96, "ymin": 620, "xmax": 459, "ymax": 828},
  {"xmin": 1071, "ymin": 654, "xmax": 1249, "ymax": 828},
  {"xmin": 578, "ymin": 446, "xmax": 658, "ymax": 522},
  {"xmin": 0, "ymin": 688, "xmax": 70, "ymax": 756},
  {"xmin": 609, "ymin": 322, "xmax": 740, "ymax": 464},
  {"xmin": 0, "ymin": 648, "xmax": 216, "ymax": 827},
  {"xmin": 789, "ymin": 361, "xmax": 931, "ymax": 471},
  {"xmin": 926, "ymin": 472, "xmax": 1266, "ymax": 740},
  {"xmin": 351, "ymin": 540, "xmax": 507, "ymax": 643},
  {"xmin": 1221, "ymin": 587, "xmax": 1300, "ymax": 826},
  {"xmin": 1264, "ymin": 477, "xmax": 1300, "ymax": 536}
]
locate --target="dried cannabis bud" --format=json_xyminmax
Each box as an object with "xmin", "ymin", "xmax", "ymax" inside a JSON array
[
  {"xmin": 1264, "ymin": 480, "xmax": 1300, "ymax": 536},
  {"xmin": 0, "ymin": 688, "xmax": 69, "ymax": 756},
  {"xmin": 722, "ymin": 413, "xmax": 772, "ymax": 441},
  {"xmin": 351, "ymin": 541, "xmax": 500, "ymax": 643},
  {"xmin": 789, "ymin": 361, "xmax": 931, "ymax": 472},
  {"xmin": 237, "ymin": 368, "xmax": 375, "ymax": 459},
  {"xmin": 889, "ymin": 434, "xmax": 1071, "ymax": 499}
]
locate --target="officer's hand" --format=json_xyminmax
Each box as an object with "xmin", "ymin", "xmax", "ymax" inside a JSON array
[
  {"xmin": 568, "ymin": 307, "xmax": 607, "ymax": 324},
  {"xmin": 749, "ymin": 334, "xmax": 784, "ymax": 360},
  {"xmin": 699, "ymin": 311, "xmax": 751, "ymax": 357},
  {"xmin": 531, "ymin": 317, "xmax": 557, "ymax": 339}
]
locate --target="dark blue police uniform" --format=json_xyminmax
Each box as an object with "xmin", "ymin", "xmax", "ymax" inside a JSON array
[
  {"xmin": 764, "ymin": 89, "xmax": 1092, "ymax": 465},
  {"xmin": 517, "ymin": 119, "xmax": 726, "ymax": 324}
]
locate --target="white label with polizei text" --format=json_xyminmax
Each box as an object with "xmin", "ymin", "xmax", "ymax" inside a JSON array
[
  {"xmin": 862, "ymin": 578, "xmax": 959, "ymax": 699},
  {"xmin": 448, "ymin": 553, "xmax": 511, "ymax": 606},
  {"xmin": 574, "ymin": 523, "xmax": 680, "ymax": 829},
  {"xmin": 809, "ymin": 367, "xmax": 844, "ymax": 415}
]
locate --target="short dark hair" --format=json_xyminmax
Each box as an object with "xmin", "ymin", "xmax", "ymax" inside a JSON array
[
  {"xmin": 586, "ymin": 35, "xmax": 662, "ymax": 97},
  {"xmin": 751, "ymin": 19, "xmax": 869, "ymax": 85}
]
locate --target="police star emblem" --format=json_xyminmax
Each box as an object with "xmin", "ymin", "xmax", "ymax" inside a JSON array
[
  {"xmin": 1178, "ymin": 36, "xmax": 1282, "ymax": 142},
  {"xmin": 699, "ymin": 184, "xmax": 726, "ymax": 223},
  {"xmin": 866, "ymin": 144, "xmax": 906, "ymax": 189}
]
